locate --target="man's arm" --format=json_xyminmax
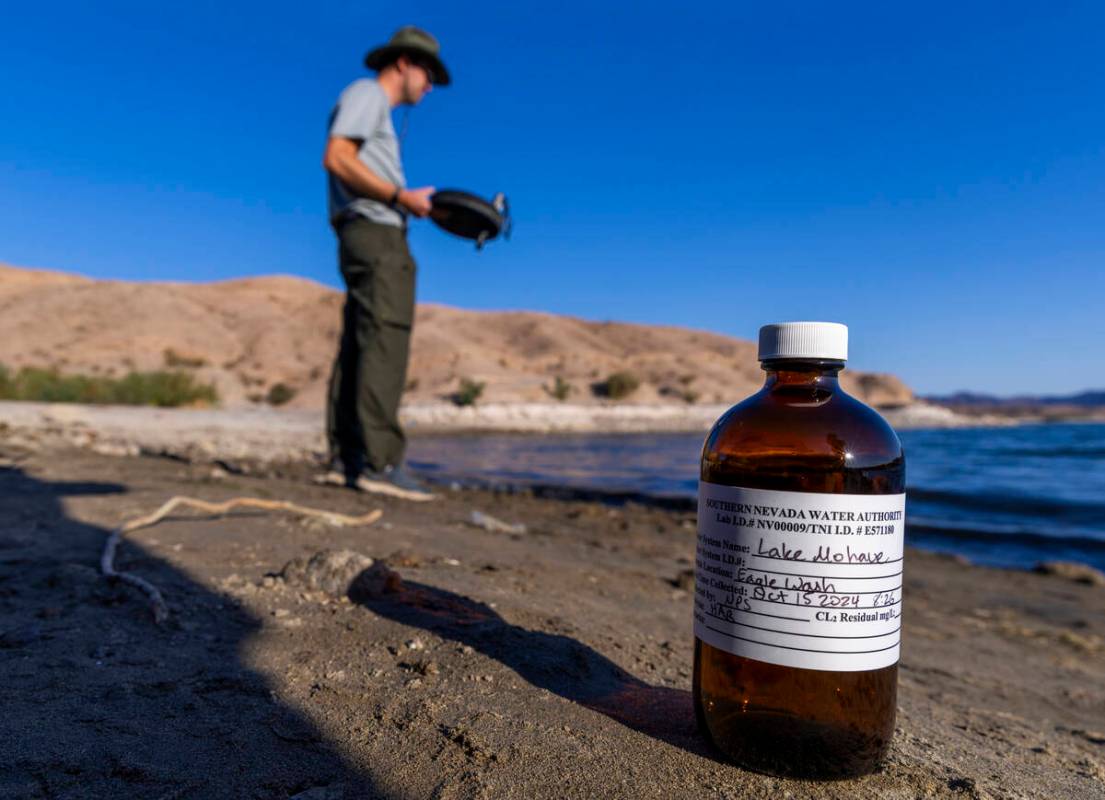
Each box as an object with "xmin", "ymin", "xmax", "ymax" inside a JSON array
[{"xmin": 322, "ymin": 137, "xmax": 434, "ymax": 217}]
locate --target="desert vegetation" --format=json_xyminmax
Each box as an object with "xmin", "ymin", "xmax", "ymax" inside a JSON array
[{"xmin": 0, "ymin": 364, "xmax": 217, "ymax": 407}]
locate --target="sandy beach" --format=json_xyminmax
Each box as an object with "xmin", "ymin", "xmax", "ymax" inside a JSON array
[{"xmin": 1, "ymin": 431, "xmax": 1103, "ymax": 799}]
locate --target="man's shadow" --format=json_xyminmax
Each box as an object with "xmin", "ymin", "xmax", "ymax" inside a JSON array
[
  {"xmin": 356, "ymin": 577, "xmax": 711, "ymax": 757},
  {"xmin": 0, "ymin": 462, "xmax": 382, "ymax": 799}
]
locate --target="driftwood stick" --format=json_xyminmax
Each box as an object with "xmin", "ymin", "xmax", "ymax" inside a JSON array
[
  {"xmin": 101, "ymin": 496, "xmax": 384, "ymax": 623},
  {"xmin": 101, "ymin": 534, "xmax": 171, "ymax": 624}
]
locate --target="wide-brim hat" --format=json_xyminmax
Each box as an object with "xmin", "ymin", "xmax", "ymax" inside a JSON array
[{"xmin": 364, "ymin": 25, "xmax": 451, "ymax": 87}]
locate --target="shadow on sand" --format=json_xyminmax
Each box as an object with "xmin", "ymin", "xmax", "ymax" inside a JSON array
[
  {"xmin": 0, "ymin": 464, "xmax": 381, "ymax": 799},
  {"xmin": 356, "ymin": 577, "xmax": 711, "ymax": 757}
]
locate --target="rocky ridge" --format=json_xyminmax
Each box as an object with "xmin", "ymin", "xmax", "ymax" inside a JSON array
[{"xmin": 0, "ymin": 263, "xmax": 913, "ymax": 409}]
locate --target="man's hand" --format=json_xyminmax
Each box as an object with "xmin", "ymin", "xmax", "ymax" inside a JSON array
[
  {"xmin": 323, "ymin": 138, "xmax": 436, "ymax": 220},
  {"xmin": 399, "ymin": 187, "xmax": 435, "ymax": 218}
]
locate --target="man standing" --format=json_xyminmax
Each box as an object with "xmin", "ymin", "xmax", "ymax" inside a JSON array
[{"xmin": 321, "ymin": 26, "xmax": 449, "ymax": 500}]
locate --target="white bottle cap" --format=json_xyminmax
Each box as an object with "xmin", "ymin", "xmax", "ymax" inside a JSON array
[{"xmin": 758, "ymin": 322, "xmax": 848, "ymax": 361}]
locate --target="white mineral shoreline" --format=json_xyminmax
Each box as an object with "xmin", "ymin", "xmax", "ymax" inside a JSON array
[{"xmin": 0, "ymin": 400, "xmax": 1015, "ymax": 465}]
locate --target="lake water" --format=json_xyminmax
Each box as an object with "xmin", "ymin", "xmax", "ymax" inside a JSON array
[{"xmin": 407, "ymin": 422, "xmax": 1105, "ymax": 572}]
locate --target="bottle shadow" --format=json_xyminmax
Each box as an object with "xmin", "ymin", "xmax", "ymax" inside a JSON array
[
  {"xmin": 355, "ymin": 576, "xmax": 713, "ymax": 758},
  {"xmin": 0, "ymin": 463, "xmax": 381, "ymax": 799}
]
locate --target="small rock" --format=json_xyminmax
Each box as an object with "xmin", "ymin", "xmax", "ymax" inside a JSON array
[
  {"xmin": 280, "ymin": 549, "xmax": 401, "ymax": 599},
  {"xmin": 948, "ymin": 776, "xmax": 979, "ymax": 795},
  {"xmin": 669, "ymin": 568, "xmax": 695, "ymax": 591},
  {"xmin": 467, "ymin": 510, "xmax": 527, "ymax": 535},
  {"xmin": 1034, "ymin": 561, "xmax": 1105, "ymax": 586}
]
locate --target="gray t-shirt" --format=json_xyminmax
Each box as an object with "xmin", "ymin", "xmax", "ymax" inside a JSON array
[{"xmin": 327, "ymin": 79, "xmax": 406, "ymax": 228}]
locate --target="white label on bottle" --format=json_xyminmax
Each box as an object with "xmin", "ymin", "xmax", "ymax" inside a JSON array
[{"xmin": 694, "ymin": 482, "xmax": 906, "ymax": 672}]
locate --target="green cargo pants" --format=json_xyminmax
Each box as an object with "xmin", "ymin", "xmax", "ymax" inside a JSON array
[{"xmin": 326, "ymin": 217, "xmax": 415, "ymax": 474}]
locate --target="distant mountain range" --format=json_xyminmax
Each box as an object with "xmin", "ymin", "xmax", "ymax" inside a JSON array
[
  {"xmin": 926, "ymin": 391, "xmax": 1105, "ymax": 407},
  {"xmin": 924, "ymin": 390, "xmax": 1105, "ymax": 422}
]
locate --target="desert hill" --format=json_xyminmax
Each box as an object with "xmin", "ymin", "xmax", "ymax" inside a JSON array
[{"xmin": 0, "ymin": 263, "xmax": 912, "ymax": 409}]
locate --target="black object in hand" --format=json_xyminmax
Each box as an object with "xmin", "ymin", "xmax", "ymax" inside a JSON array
[{"xmin": 429, "ymin": 190, "xmax": 511, "ymax": 250}]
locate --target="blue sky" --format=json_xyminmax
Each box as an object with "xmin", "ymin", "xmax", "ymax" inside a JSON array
[{"xmin": 2, "ymin": 1, "xmax": 1103, "ymax": 395}]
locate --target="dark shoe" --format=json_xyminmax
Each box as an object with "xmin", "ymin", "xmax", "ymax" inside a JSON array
[{"xmin": 354, "ymin": 464, "xmax": 434, "ymax": 501}]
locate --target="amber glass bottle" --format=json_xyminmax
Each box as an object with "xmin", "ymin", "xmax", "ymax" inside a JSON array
[{"xmin": 693, "ymin": 322, "xmax": 905, "ymax": 779}]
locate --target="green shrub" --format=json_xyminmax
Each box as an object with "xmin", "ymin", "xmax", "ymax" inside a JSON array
[
  {"xmin": 108, "ymin": 370, "xmax": 216, "ymax": 406},
  {"xmin": 596, "ymin": 371, "xmax": 640, "ymax": 400},
  {"xmin": 453, "ymin": 377, "xmax": 485, "ymax": 407},
  {"xmin": 266, "ymin": 383, "xmax": 296, "ymax": 406},
  {"xmin": 545, "ymin": 375, "xmax": 572, "ymax": 401},
  {"xmin": 0, "ymin": 364, "xmax": 217, "ymax": 407}
]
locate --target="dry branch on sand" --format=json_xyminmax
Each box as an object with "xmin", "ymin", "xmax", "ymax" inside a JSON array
[{"xmin": 100, "ymin": 496, "xmax": 383, "ymax": 623}]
